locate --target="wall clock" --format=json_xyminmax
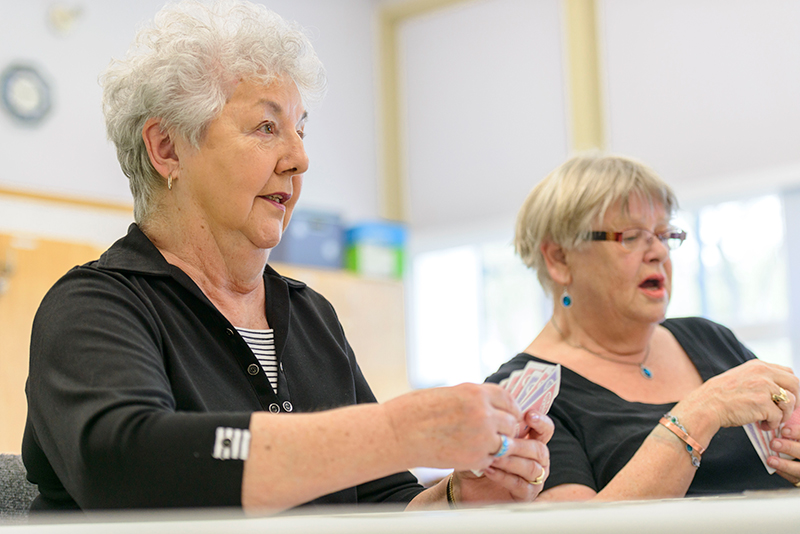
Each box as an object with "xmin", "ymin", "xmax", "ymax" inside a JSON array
[{"xmin": 1, "ymin": 64, "xmax": 52, "ymax": 124}]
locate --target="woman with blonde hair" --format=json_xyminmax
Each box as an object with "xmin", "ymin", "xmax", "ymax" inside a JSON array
[{"xmin": 487, "ymin": 153, "xmax": 800, "ymax": 500}]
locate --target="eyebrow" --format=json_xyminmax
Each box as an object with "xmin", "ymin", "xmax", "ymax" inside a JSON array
[{"xmin": 258, "ymin": 99, "xmax": 308, "ymax": 125}]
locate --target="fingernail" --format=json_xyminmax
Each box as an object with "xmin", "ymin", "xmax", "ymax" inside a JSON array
[
  {"xmin": 528, "ymin": 413, "xmax": 541, "ymax": 422},
  {"xmin": 484, "ymin": 466, "xmax": 496, "ymax": 475},
  {"xmin": 782, "ymin": 427, "xmax": 792, "ymax": 437},
  {"xmin": 768, "ymin": 457, "xmax": 779, "ymax": 467},
  {"xmin": 772, "ymin": 440, "xmax": 782, "ymax": 451}
]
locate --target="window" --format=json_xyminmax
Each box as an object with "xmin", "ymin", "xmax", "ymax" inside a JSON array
[
  {"xmin": 408, "ymin": 193, "xmax": 792, "ymax": 389},
  {"xmin": 409, "ymin": 241, "xmax": 548, "ymax": 388},
  {"xmin": 670, "ymin": 195, "xmax": 790, "ymax": 366}
]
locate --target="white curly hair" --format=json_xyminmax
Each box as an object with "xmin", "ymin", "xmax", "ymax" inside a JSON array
[{"xmin": 101, "ymin": 0, "xmax": 327, "ymax": 223}]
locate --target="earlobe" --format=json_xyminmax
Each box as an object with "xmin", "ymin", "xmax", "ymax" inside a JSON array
[
  {"xmin": 540, "ymin": 240, "xmax": 572, "ymax": 287},
  {"xmin": 142, "ymin": 118, "xmax": 179, "ymax": 181}
]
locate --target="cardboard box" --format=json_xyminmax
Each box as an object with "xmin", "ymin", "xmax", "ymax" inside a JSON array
[
  {"xmin": 345, "ymin": 221, "xmax": 407, "ymax": 279},
  {"xmin": 269, "ymin": 210, "xmax": 344, "ymax": 269}
]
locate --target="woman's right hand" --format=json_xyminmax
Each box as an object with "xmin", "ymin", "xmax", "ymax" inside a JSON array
[
  {"xmin": 382, "ymin": 383, "xmax": 522, "ymax": 472},
  {"xmin": 682, "ymin": 360, "xmax": 799, "ymax": 434}
]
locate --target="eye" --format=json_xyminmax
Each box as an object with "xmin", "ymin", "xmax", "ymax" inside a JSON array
[
  {"xmin": 621, "ymin": 229, "xmax": 643, "ymax": 245},
  {"xmin": 296, "ymin": 129, "xmax": 305, "ymax": 140},
  {"xmin": 258, "ymin": 121, "xmax": 275, "ymax": 135}
]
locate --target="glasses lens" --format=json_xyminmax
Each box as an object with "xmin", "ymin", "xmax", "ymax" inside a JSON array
[
  {"xmin": 620, "ymin": 229, "xmax": 644, "ymax": 250},
  {"xmin": 663, "ymin": 230, "xmax": 686, "ymax": 250}
]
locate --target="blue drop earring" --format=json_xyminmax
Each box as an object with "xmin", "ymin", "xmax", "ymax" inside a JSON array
[{"xmin": 561, "ymin": 289, "xmax": 572, "ymax": 308}]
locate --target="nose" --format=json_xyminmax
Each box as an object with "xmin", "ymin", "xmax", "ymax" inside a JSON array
[
  {"xmin": 277, "ymin": 132, "xmax": 309, "ymax": 176},
  {"xmin": 645, "ymin": 235, "xmax": 670, "ymax": 263}
]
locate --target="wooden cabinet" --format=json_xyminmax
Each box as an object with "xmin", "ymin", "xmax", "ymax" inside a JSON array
[
  {"xmin": 271, "ymin": 263, "xmax": 411, "ymax": 403},
  {"xmin": 0, "ymin": 234, "xmax": 105, "ymax": 454},
  {"xmin": 0, "ymin": 236, "xmax": 409, "ymax": 453}
]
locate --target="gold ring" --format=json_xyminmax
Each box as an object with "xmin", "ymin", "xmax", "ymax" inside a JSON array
[
  {"xmin": 528, "ymin": 470, "xmax": 546, "ymax": 485},
  {"xmin": 772, "ymin": 387, "xmax": 789, "ymax": 404},
  {"xmin": 794, "ymin": 480, "xmax": 800, "ymax": 488}
]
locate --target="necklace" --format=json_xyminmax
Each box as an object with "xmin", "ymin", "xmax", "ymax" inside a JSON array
[{"xmin": 550, "ymin": 318, "xmax": 653, "ymax": 379}]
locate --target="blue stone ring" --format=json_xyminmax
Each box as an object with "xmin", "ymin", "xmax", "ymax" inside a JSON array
[{"xmin": 493, "ymin": 434, "xmax": 510, "ymax": 458}]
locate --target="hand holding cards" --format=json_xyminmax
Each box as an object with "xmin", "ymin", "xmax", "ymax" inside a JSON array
[
  {"xmin": 473, "ymin": 361, "xmax": 560, "ymax": 477},
  {"xmin": 744, "ymin": 407, "xmax": 800, "ymax": 474}
]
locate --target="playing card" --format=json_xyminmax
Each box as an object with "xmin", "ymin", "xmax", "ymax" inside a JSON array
[
  {"xmin": 519, "ymin": 365, "xmax": 560, "ymax": 413},
  {"xmin": 501, "ymin": 369, "xmax": 524, "ymax": 400},
  {"xmin": 514, "ymin": 369, "xmax": 545, "ymax": 406},
  {"xmin": 744, "ymin": 421, "xmax": 792, "ymax": 474},
  {"xmin": 522, "ymin": 366, "xmax": 561, "ymax": 414},
  {"xmin": 744, "ymin": 422, "xmax": 774, "ymax": 474},
  {"xmin": 509, "ymin": 362, "xmax": 542, "ymax": 401}
]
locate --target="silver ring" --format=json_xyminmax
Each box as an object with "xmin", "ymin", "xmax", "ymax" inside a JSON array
[{"xmin": 493, "ymin": 434, "xmax": 510, "ymax": 458}]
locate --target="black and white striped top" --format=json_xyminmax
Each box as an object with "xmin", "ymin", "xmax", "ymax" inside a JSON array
[{"xmin": 236, "ymin": 327, "xmax": 278, "ymax": 393}]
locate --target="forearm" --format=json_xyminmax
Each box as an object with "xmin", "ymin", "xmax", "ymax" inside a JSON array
[
  {"xmin": 242, "ymin": 382, "xmax": 525, "ymax": 512},
  {"xmin": 594, "ymin": 401, "xmax": 720, "ymax": 501},
  {"xmin": 242, "ymin": 402, "xmax": 409, "ymax": 512}
]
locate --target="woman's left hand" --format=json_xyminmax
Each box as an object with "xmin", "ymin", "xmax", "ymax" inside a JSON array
[
  {"xmin": 769, "ymin": 408, "xmax": 800, "ymax": 486},
  {"xmin": 454, "ymin": 411, "xmax": 555, "ymax": 504}
]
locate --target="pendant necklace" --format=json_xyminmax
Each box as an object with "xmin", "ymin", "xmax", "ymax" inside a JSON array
[{"xmin": 550, "ymin": 318, "xmax": 653, "ymax": 379}]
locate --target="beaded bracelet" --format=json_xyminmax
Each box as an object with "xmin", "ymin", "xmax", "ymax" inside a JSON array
[
  {"xmin": 446, "ymin": 473, "xmax": 458, "ymax": 509},
  {"xmin": 659, "ymin": 412, "xmax": 705, "ymax": 468}
]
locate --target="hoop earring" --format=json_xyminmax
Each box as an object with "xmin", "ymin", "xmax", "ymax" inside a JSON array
[
  {"xmin": 167, "ymin": 173, "xmax": 173, "ymax": 191},
  {"xmin": 560, "ymin": 289, "xmax": 572, "ymax": 308}
]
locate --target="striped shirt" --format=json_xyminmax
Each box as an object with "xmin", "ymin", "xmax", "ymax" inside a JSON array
[{"xmin": 236, "ymin": 327, "xmax": 278, "ymax": 394}]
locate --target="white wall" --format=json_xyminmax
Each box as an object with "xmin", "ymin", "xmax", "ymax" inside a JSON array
[
  {"xmin": 399, "ymin": 0, "xmax": 570, "ymax": 242},
  {"xmin": 6, "ymin": 1, "xmax": 798, "ymax": 243},
  {"xmin": 0, "ymin": 0, "xmax": 383, "ymax": 245},
  {"xmin": 600, "ymin": 0, "xmax": 800, "ymax": 206},
  {"xmin": 397, "ymin": 0, "xmax": 800, "ymax": 240}
]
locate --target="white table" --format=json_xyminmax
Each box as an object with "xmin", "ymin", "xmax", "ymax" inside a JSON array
[{"xmin": 5, "ymin": 490, "xmax": 800, "ymax": 533}]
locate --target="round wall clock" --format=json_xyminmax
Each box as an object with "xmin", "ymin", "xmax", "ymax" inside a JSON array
[{"xmin": 1, "ymin": 64, "xmax": 52, "ymax": 124}]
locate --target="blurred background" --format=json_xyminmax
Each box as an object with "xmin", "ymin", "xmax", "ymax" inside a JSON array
[{"xmin": 1, "ymin": 0, "xmax": 799, "ymax": 454}]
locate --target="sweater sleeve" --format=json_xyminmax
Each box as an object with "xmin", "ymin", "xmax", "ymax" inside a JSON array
[{"xmin": 25, "ymin": 268, "xmax": 251, "ymax": 509}]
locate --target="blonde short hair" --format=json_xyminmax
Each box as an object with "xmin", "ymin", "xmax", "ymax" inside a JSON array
[{"xmin": 515, "ymin": 154, "xmax": 678, "ymax": 296}]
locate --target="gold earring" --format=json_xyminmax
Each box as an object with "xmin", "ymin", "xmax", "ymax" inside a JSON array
[{"xmin": 168, "ymin": 173, "xmax": 173, "ymax": 190}]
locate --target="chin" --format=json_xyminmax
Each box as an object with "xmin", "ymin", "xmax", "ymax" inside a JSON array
[
  {"xmin": 247, "ymin": 229, "xmax": 283, "ymax": 252},
  {"xmin": 649, "ymin": 307, "xmax": 668, "ymax": 324}
]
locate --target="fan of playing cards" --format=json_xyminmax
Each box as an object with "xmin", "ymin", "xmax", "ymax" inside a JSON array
[
  {"xmin": 499, "ymin": 360, "xmax": 562, "ymax": 429},
  {"xmin": 744, "ymin": 407, "xmax": 800, "ymax": 474}
]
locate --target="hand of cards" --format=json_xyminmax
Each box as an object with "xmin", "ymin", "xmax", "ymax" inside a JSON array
[
  {"xmin": 499, "ymin": 360, "xmax": 562, "ymax": 429},
  {"xmin": 473, "ymin": 361, "xmax": 561, "ymax": 477},
  {"xmin": 744, "ymin": 407, "xmax": 800, "ymax": 474}
]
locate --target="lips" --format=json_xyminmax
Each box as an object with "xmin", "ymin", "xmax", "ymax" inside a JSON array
[
  {"xmin": 638, "ymin": 274, "xmax": 668, "ymax": 300},
  {"xmin": 639, "ymin": 276, "xmax": 663, "ymax": 290},
  {"xmin": 260, "ymin": 192, "xmax": 291, "ymax": 204}
]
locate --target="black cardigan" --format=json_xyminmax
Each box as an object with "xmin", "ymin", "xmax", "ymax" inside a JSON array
[{"xmin": 23, "ymin": 224, "xmax": 422, "ymax": 510}]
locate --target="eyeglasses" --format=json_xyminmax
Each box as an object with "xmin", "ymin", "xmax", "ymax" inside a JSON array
[{"xmin": 588, "ymin": 228, "xmax": 687, "ymax": 251}]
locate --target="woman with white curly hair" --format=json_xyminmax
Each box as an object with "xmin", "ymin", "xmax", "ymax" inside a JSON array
[{"xmin": 22, "ymin": 0, "xmax": 552, "ymax": 513}]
